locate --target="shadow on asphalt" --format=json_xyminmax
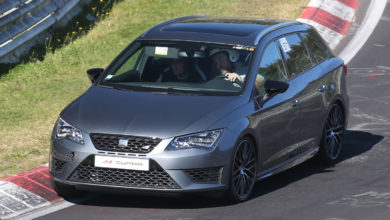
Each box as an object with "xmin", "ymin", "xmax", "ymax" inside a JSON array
[
  {"xmin": 250, "ymin": 130, "xmax": 383, "ymax": 199},
  {"xmin": 68, "ymin": 130, "xmax": 383, "ymax": 209}
]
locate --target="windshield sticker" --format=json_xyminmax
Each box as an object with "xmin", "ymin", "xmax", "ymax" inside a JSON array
[
  {"xmin": 155, "ymin": 46, "xmax": 168, "ymax": 55},
  {"xmin": 233, "ymin": 45, "xmax": 255, "ymax": 51},
  {"xmin": 279, "ymin": 38, "xmax": 291, "ymax": 53},
  {"xmin": 105, "ymin": 75, "xmax": 113, "ymax": 80}
]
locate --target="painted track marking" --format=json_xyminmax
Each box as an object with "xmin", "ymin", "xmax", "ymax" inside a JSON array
[
  {"xmin": 298, "ymin": 0, "xmax": 360, "ymax": 49},
  {"xmin": 0, "ymin": 165, "xmax": 62, "ymax": 219},
  {"xmin": 339, "ymin": 0, "xmax": 387, "ymax": 64}
]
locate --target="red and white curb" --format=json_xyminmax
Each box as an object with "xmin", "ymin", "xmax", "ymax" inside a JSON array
[
  {"xmin": 0, "ymin": 165, "xmax": 62, "ymax": 219},
  {"xmin": 297, "ymin": 0, "xmax": 361, "ymax": 49}
]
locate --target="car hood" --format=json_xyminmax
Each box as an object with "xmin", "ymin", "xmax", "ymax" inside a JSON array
[{"xmin": 61, "ymin": 85, "xmax": 246, "ymax": 139}]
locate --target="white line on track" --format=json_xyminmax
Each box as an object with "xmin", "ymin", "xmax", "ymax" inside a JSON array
[{"xmin": 339, "ymin": 0, "xmax": 387, "ymax": 64}]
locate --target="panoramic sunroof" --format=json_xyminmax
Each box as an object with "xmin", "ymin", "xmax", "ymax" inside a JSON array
[{"xmin": 162, "ymin": 22, "xmax": 268, "ymax": 37}]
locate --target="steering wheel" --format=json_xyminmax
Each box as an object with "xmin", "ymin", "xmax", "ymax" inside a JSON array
[{"xmin": 217, "ymin": 75, "xmax": 243, "ymax": 88}]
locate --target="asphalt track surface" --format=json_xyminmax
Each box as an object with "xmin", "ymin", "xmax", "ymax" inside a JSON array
[{"xmin": 36, "ymin": 3, "xmax": 390, "ymax": 220}]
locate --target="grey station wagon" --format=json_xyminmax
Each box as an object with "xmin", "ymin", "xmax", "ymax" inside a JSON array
[{"xmin": 50, "ymin": 16, "xmax": 349, "ymax": 202}]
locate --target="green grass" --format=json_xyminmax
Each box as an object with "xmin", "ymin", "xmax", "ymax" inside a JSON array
[{"xmin": 0, "ymin": 0, "xmax": 309, "ymax": 178}]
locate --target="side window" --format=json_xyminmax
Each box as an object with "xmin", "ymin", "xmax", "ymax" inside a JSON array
[
  {"xmin": 256, "ymin": 42, "xmax": 288, "ymax": 94},
  {"xmin": 114, "ymin": 49, "xmax": 143, "ymax": 76},
  {"xmin": 300, "ymin": 31, "xmax": 328, "ymax": 63},
  {"xmin": 277, "ymin": 34, "xmax": 313, "ymax": 77}
]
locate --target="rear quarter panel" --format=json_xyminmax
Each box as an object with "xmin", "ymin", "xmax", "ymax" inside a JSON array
[{"xmin": 317, "ymin": 57, "xmax": 349, "ymax": 139}]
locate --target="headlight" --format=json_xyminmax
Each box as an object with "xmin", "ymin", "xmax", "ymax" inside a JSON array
[
  {"xmin": 56, "ymin": 117, "xmax": 84, "ymax": 145},
  {"xmin": 165, "ymin": 129, "xmax": 223, "ymax": 151}
]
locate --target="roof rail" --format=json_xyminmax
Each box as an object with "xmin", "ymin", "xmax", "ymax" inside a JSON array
[
  {"xmin": 254, "ymin": 21, "xmax": 302, "ymax": 45},
  {"xmin": 140, "ymin": 14, "xmax": 208, "ymax": 38}
]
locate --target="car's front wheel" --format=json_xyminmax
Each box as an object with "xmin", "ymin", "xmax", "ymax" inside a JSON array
[
  {"xmin": 318, "ymin": 103, "xmax": 345, "ymax": 164},
  {"xmin": 227, "ymin": 136, "xmax": 257, "ymax": 203}
]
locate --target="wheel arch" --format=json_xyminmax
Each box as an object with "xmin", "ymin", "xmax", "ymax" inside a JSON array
[
  {"xmin": 231, "ymin": 128, "xmax": 261, "ymax": 175},
  {"xmin": 226, "ymin": 129, "xmax": 259, "ymax": 202}
]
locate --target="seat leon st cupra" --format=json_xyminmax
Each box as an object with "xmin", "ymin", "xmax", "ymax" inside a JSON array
[{"xmin": 50, "ymin": 16, "xmax": 349, "ymax": 202}]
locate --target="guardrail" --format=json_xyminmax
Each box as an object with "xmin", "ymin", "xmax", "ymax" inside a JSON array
[{"xmin": 0, "ymin": 0, "xmax": 88, "ymax": 63}]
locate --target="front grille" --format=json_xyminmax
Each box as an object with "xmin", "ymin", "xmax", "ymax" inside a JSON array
[
  {"xmin": 68, "ymin": 156, "xmax": 180, "ymax": 189},
  {"xmin": 51, "ymin": 157, "xmax": 66, "ymax": 173},
  {"xmin": 90, "ymin": 133, "xmax": 161, "ymax": 153},
  {"xmin": 185, "ymin": 167, "xmax": 222, "ymax": 184}
]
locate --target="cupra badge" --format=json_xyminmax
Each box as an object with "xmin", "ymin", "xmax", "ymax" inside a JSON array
[{"xmin": 119, "ymin": 139, "xmax": 128, "ymax": 147}]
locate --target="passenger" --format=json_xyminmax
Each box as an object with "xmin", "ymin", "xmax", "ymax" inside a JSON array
[{"xmin": 157, "ymin": 58, "xmax": 202, "ymax": 83}]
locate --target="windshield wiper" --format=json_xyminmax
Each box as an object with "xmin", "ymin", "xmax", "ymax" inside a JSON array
[
  {"xmin": 98, "ymin": 84, "xmax": 133, "ymax": 92},
  {"xmin": 99, "ymin": 83, "xmax": 209, "ymax": 95},
  {"xmin": 163, "ymin": 88, "xmax": 201, "ymax": 95}
]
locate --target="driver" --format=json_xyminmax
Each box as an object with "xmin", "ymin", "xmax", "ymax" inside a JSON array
[{"xmin": 210, "ymin": 49, "xmax": 245, "ymax": 83}]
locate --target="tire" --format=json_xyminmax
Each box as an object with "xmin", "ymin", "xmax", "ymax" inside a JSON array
[
  {"xmin": 51, "ymin": 179, "xmax": 80, "ymax": 198},
  {"xmin": 318, "ymin": 103, "xmax": 345, "ymax": 165},
  {"xmin": 226, "ymin": 137, "xmax": 257, "ymax": 203}
]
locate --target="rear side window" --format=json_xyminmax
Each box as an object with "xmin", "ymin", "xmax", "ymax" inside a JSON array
[
  {"xmin": 300, "ymin": 31, "xmax": 328, "ymax": 63},
  {"xmin": 276, "ymin": 34, "xmax": 313, "ymax": 77}
]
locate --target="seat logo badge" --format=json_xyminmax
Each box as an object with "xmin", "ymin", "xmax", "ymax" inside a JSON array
[{"xmin": 119, "ymin": 139, "xmax": 128, "ymax": 147}]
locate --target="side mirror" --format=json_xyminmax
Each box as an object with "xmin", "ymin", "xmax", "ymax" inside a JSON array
[
  {"xmin": 86, "ymin": 68, "xmax": 104, "ymax": 83},
  {"xmin": 256, "ymin": 80, "xmax": 289, "ymax": 108},
  {"xmin": 264, "ymin": 80, "xmax": 289, "ymax": 95}
]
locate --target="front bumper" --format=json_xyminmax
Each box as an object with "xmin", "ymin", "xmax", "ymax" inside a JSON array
[{"xmin": 50, "ymin": 129, "xmax": 238, "ymax": 193}]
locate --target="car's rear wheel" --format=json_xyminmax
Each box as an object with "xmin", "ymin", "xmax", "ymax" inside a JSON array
[
  {"xmin": 51, "ymin": 179, "xmax": 80, "ymax": 198},
  {"xmin": 318, "ymin": 103, "xmax": 345, "ymax": 164},
  {"xmin": 227, "ymin": 137, "xmax": 257, "ymax": 203}
]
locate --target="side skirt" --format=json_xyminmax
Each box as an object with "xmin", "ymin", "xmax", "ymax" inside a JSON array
[{"xmin": 257, "ymin": 146, "xmax": 319, "ymax": 181}]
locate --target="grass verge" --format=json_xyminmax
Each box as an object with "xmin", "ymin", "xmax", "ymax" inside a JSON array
[{"xmin": 0, "ymin": 0, "xmax": 309, "ymax": 178}]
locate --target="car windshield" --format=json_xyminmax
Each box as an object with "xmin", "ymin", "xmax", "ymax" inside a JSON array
[{"xmin": 98, "ymin": 41, "xmax": 255, "ymax": 95}]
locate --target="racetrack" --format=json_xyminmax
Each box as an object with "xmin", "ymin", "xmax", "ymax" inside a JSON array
[{"xmin": 31, "ymin": 2, "xmax": 390, "ymax": 220}]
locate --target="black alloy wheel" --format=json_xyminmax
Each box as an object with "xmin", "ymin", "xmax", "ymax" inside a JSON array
[
  {"xmin": 319, "ymin": 103, "xmax": 345, "ymax": 164},
  {"xmin": 229, "ymin": 137, "xmax": 257, "ymax": 202}
]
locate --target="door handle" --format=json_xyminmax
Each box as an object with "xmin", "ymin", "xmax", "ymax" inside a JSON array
[
  {"xmin": 290, "ymin": 99, "xmax": 300, "ymax": 107},
  {"xmin": 318, "ymin": 85, "xmax": 327, "ymax": 93}
]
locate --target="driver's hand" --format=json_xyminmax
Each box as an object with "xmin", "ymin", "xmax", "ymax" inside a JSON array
[{"xmin": 225, "ymin": 72, "xmax": 242, "ymax": 83}]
